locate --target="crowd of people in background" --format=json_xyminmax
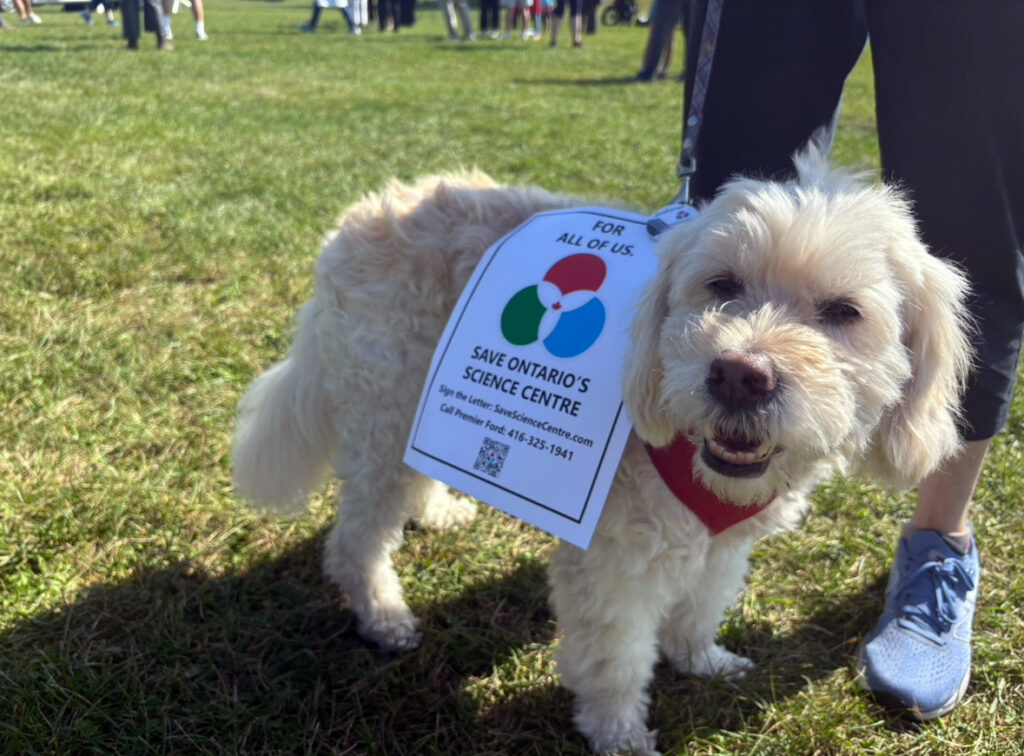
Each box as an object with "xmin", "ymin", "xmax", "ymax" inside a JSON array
[
  {"xmin": 289, "ymin": 0, "xmax": 682, "ymax": 64},
  {"xmin": 0, "ymin": 0, "xmax": 667, "ymax": 56},
  {"xmin": 286, "ymin": 0, "xmax": 690, "ymax": 81},
  {"xmin": 0, "ymin": 0, "xmax": 675, "ymax": 73},
  {"xmin": 0, "ymin": 0, "xmax": 42, "ymax": 27},
  {"xmin": 0, "ymin": 0, "xmax": 204, "ymax": 44},
  {"xmin": 296, "ymin": 0, "xmax": 604, "ymax": 45}
]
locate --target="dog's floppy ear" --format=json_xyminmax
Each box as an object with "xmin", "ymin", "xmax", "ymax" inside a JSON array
[
  {"xmin": 622, "ymin": 224, "xmax": 693, "ymax": 447},
  {"xmin": 866, "ymin": 233, "xmax": 973, "ymax": 488}
]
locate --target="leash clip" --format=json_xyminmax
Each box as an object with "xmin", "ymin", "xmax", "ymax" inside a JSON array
[
  {"xmin": 673, "ymin": 154, "xmax": 697, "ymax": 206},
  {"xmin": 647, "ymin": 156, "xmax": 699, "ymax": 238}
]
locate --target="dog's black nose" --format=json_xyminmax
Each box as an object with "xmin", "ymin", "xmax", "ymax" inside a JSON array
[{"xmin": 707, "ymin": 350, "xmax": 777, "ymax": 410}]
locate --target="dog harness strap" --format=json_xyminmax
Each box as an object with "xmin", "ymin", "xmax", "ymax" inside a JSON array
[
  {"xmin": 676, "ymin": 0, "xmax": 724, "ymax": 206},
  {"xmin": 644, "ymin": 435, "xmax": 771, "ymax": 535}
]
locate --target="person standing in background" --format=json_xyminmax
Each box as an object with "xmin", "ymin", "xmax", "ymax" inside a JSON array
[
  {"xmin": 161, "ymin": 0, "xmax": 208, "ymax": 40},
  {"xmin": 479, "ymin": 0, "xmax": 500, "ymax": 38},
  {"xmin": 440, "ymin": 0, "xmax": 475, "ymax": 40},
  {"xmin": 632, "ymin": 0, "xmax": 691, "ymax": 81},
  {"xmin": 300, "ymin": 0, "xmax": 356, "ymax": 32},
  {"xmin": 80, "ymin": 0, "xmax": 120, "ymax": 27},
  {"xmin": 121, "ymin": 0, "xmax": 170, "ymax": 49},
  {"xmin": 13, "ymin": 0, "xmax": 41, "ymax": 24},
  {"xmin": 548, "ymin": 0, "xmax": 581, "ymax": 47},
  {"xmin": 348, "ymin": 0, "xmax": 367, "ymax": 32},
  {"xmin": 500, "ymin": 0, "xmax": 532, "ymax": 39}
]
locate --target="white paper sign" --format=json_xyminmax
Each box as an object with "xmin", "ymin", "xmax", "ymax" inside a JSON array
[{"xmin": 404, "ymin": 207, "xmax": 662, "ymax": 549}]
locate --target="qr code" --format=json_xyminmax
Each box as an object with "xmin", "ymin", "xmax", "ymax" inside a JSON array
[{"xmin": 474, "ymin": 437, "xmax": 510, "ymax": 479}]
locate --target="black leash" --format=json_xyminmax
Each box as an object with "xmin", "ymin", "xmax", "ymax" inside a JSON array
[{"xmin": 647, "ymin": 0, "xmax": 724, "ymax": 236}]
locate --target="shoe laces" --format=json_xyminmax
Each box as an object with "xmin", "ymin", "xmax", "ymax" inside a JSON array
[{"xmin": 896, "ymin": 555, "xmax": 975, "ymax": 642}]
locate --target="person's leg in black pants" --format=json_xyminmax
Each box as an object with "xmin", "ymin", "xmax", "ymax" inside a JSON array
[
  {"xmin": 121, "ymin": 0, "xmax": 166, "ymax": 48},
  {"xmin": 121, "ymin": 0, "xmax": 141, "ymax": 47},
  {"xmin": 869, "ymin": 0, "xmax": 1024, "ymax": 440},
  {"xmin": 684, "ymin": 0, "xmax": 867, "ymax": 201}
]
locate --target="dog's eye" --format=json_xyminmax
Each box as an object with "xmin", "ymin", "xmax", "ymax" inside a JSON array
[
  {"xmin": 707, "ymin": 275, "xmax": 743, "ymax": 300},
  {"xmin": 818, "ymin": 298, "xmax": 862, "ymax": 326}
]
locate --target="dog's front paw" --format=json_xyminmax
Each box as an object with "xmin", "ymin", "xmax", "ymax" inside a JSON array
[
  {"xmin": 589, "ymin": 727, "xmax": 660, "ymax": 756},
  {"xmin": 358, "ymin": 611, "xmax": 422, "ymax": 652},
  {"xmin": 578, "ymin": 711, "xmax": 659, "ymax": 756},
  {"xmin": 415, "ymin": 485, "xmax": 478, "ymax": 532},
  {"xmin": 672, "ymin": 644, "xmax": 754, "ymax": 680}
]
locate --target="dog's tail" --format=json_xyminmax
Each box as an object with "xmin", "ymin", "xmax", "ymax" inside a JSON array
[{"xmin": 232, "ymin": 301, "xmax": 335, "ymax": 512}]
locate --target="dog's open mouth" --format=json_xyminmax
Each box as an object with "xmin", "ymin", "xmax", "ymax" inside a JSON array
[{"xmin": 701, "ymin": 424, "xmax": 776, "ymax": 478}]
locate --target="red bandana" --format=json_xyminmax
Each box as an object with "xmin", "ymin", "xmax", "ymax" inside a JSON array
[{"xmin": 644, "ymin": 435, "xmax": 772, "ymax": 534}]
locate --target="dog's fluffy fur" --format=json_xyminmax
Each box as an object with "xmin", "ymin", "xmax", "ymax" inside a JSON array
[{"xmin": 232, "ymin": 149, "xmax": 971, "ymax": 755}]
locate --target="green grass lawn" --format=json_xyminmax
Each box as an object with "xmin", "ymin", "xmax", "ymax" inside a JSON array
[{"xmin": 2, "ymin": 3, "xmax": 1022, "ymax": 753}]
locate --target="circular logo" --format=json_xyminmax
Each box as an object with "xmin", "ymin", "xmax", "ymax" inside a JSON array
[{"xmin": 500, "ymin": 253, "xmax": 607, "ymax": 358}]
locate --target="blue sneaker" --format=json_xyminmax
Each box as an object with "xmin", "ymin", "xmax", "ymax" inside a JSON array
[{"xmin": 857, "ymin": 528, "xmax": 979, "ymax": 720}]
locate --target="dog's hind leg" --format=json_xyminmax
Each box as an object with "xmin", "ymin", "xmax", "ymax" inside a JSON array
[
  {"xmin": 657, "ymin": 536, "xmax": 756, "ymax": 679},
  {"xmin": 323, "ymin": 465, "xmax": 436, "ymax": 652}
]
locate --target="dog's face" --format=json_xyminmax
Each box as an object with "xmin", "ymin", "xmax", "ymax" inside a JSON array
[{"xmin": 625, "ymin": 156, "xmax": 972, "ymax": 506}]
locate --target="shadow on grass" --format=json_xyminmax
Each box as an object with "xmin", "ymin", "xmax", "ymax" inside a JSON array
[
  {"xmin": 0, "ymin": 44, "xmax": 73, "ymax": 53},
  {"xmin": 0, "ymin": 530, "xmax": 901, "ymax": 754},
  {"xmin": 649, "ymin": 571, "xmax": 897, "ymax": 739},
  {"xmin": 510, "ymin": 75, "xmax": 667, "ymax": 87},
  {"xmin": 0, "ymin": 529, "xmax": 571, "ymax": 754}
]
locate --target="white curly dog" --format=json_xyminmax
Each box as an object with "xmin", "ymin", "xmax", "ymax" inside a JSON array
[{"xmin": 232, "ymin": 147, "xmax": 971, "ymax": 755}]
